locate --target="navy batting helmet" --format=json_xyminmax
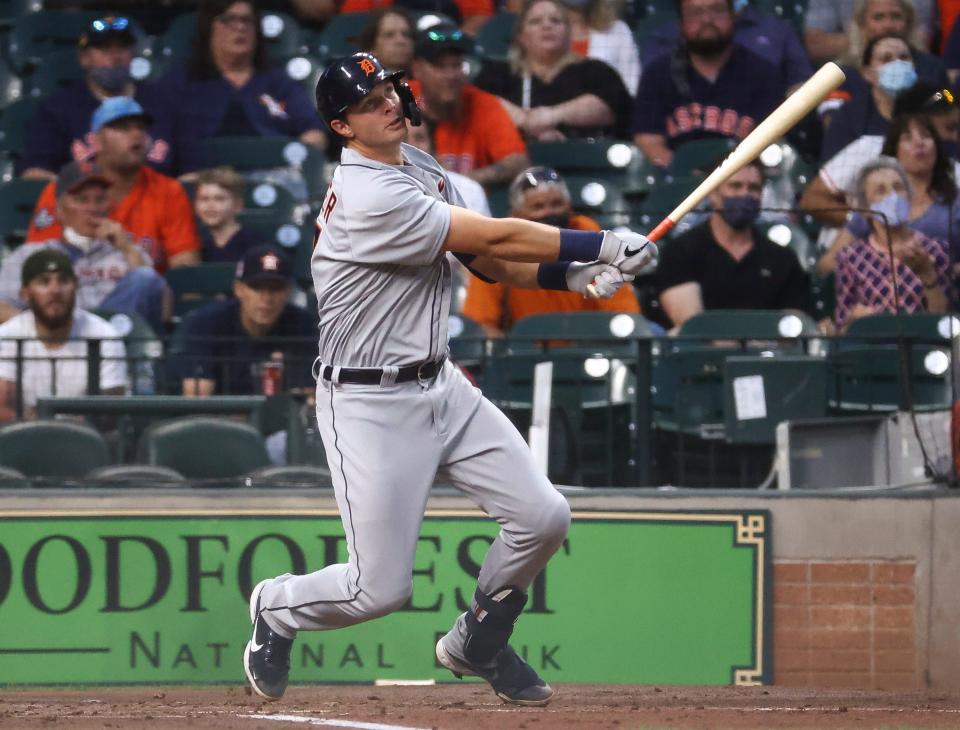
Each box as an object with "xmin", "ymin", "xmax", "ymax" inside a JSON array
[{"xmin": 315, "ymin": 52, "xmax": 421, "ymax": 130}]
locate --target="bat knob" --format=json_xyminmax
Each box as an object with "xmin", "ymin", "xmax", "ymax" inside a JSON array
[{"xmin": 585, "ymin": 283, "xmax": 600, "ymax": 299}]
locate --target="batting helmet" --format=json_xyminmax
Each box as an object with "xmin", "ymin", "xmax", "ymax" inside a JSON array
[{"xmin": 315, "ymin": 52, "xmax": 421, "ymax": 130}]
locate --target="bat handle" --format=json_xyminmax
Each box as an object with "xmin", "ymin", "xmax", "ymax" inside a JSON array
[{"xmin": 585, "ymin": 217, "xmax": 674, "ymax": 299}]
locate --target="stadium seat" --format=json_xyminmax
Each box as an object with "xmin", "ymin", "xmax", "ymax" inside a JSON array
[
  {"xmin": 282, "ymin": 53, "xmax": 324, "ymax": 99},
  {"xmin": 0, "ymin": 420, "xmax": 110, "ymax": 479},
  {"xmin": 137, "ymin": 416, "xmax": 271, "ymax": 480},
  {"xmin": 527, "ymin": 139, "xmax": 660, "ymax": 197},
  {"xmin": 0, "ymin": 97, "xmax": 40, "ymax": 169},
  {"xmin": 563, "ymin": 175, "xmax": 628, "ymax": 218},
  {"xmin": 156, "ymin": 11, "xmax": 196, "ymax": 61},
  {"xmin": 24, "ymin": 47, "xmax": 85, "ymax": 98},
  {"xmin": 245, "ymin": 464, "xmax": 332, "ymax": 488},
  {"xmin": 475, "ymin": 12, "xmax": 515, "ymax": 59},
  {"xmin": 0, "ymin": 177, "xmax": 45, "ymax": 245},
  {"xmin": 755, "ymin": 220, "xmax": 816, "ymax": 270},
  {"xmin": 0, "ymin": 56, "xmax": 23, "ymax": 110},
  {"xmin": 666, "ymin": 137, "xmax": 736, "ymax": 180},
  {"xmin": 90, "ymin": 308, "xmax": 162, "ymax": 395},
  {"xmin": 164, "ymin": 263, "xmax": 237, "ymax": 318},
  {"xmin": 314, "ymin": 12, "xmax": 368, "ymax": 61},
  {"xmin": 85, "ymin": 463, "xmax": 187, "ymax": 486},
  {"xmin": 509, "ymin": 311, "xmax": 654, "ymax": 355},
  {"xmin": 6, "ymin": 10, "xmax": 99, "ymax": 72},
  {"xmin": 675, "ymin": 308, "xmax": 820, "ymax": 345},
  {"xmin": 448, "ymin": 313, "xmax": 486, "ymax": 366},
  {"xmin": 635, "ymin": 177, "xmax": 698, "ymax": 232},
  {"xmin": 0, "ymin": 465, "xmax": 29, "ymax": 487},
  {"xmin": 202, "ymin": 135, "xmax": 326, "ymax": 201},
  {"xmin": 259, "ymin": 11, "xmax": 308, "ymax": 59}
]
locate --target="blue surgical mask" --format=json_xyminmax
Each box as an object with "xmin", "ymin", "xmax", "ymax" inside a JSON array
[
  {"xmin": 89, "ymin": 65, "xmax": 131, "ymax": 94},
  {"xmin": 869, "ymin": 191, "xmax": 911, "ymax": 227},
  {"xmin": 732, "ymin": 0, "xmax": 749, "ymax": 13},
  {"xmin": 876, "ymin": 59, "xmax": 918, "ymax": 96},
  {"xmin": 719, "ymin": 195, "xmax": 761, "ymax": 230}
]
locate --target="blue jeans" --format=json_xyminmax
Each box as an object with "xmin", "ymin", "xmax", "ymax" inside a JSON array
[{"xmin": 100, "ymin": 267, "xmax": 166, "ymax": 334}]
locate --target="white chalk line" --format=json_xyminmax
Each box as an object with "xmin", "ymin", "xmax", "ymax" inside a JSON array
[
  {"xmin": 689, "ymin": 705, "xmax": 960, "ymax": 715},
  {"xmin": 241, "ymin": 713, "xmax": 433, "ymax": 730}
]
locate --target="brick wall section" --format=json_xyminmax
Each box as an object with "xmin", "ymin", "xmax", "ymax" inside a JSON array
[{"xmin": 773, "ymin": 561, "xmax": 918, "ymax": 689}]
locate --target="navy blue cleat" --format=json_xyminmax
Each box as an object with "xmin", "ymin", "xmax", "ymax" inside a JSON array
[
  {"xmin": 436, "ymin": 636, "xmax": 555, "ymax": 706},
  {"xmin": 243, "ymin": 578, "xmax": 293, "ymax": 701}
]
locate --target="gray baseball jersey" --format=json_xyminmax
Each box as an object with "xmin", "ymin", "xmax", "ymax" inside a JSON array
[
  {"xmin": 311, "ymin": 143, "xmax": 466, "ymax": 368},
  {"xmin": 257, "ymin": 143, "xmax": 570, "ymax": 672}
]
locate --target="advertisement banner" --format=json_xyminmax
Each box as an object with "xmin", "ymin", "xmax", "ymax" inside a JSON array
[{"xmin": 0, "ymin": 509, "xmax": 770, "ymax": 686}]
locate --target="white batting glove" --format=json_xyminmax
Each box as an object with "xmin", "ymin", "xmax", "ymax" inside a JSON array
[
  {"xmin": 566, "ymin": 261, "xmax": 634, "ymax": 298},
  {"xmin": 598, "ymin": 230, "xmax": 658, "ymax": 276}
]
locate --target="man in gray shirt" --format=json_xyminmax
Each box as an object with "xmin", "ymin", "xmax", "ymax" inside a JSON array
[
  {"xmin": 243, "ymin": 52, "xmax": 656, "ymax": 706},
  {"xmin": 0, "ymin": 161, "xmax": 167, "ymax": 332}
]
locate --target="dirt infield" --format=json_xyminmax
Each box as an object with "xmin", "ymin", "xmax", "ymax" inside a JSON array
[{"xmin": 2, "ymin": 685, "xmax": 960, "ymax": 729}]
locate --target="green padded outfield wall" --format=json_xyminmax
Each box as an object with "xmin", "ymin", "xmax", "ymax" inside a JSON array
[{"xmin": 0, "ymin": 509, "xmax": 771, "ymax": 686}]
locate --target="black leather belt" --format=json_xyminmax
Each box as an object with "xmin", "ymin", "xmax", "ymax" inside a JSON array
[{"xmin": 320, "ymin": 356, "xmax": 445, "ymax": 385}]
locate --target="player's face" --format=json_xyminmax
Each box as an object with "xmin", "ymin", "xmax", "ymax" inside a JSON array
[
  {"xmin": 514, "ymin": 186, "xmax": 571, "ymax": 224},
  {"xmin": 96, "ymin": 118, "xmax": 150, "ymax": 171},
  {"xmin": 211, "ymin": 1, "xmax": 257, "ymax": 61},
  {"xmin": 862, "ymin": 0, "xmax": 907, "ymax": 40},
  {"xmin": 22, "ymin": 272, "xmax": 77, "ymax": 331},
  {"xmin": 195, "ymin": 183, "xmax": 242, "ymax": 229},
  {"xmin": 862, "ymin": 167, "xmax": 909, "ymax": 207},
  {"xmin": 896, "ymin": 120, "xmax": 936, "ymax": 177},
  {"xmin": 341, "ymin": 81, "xmax": 406, "ymax": 144},
  {"xmin": 413, "ymin": 53, "xmax": 465, "ymax": 107},
  {"xmin": 709, "ymin": 165, "xmax": 763, "ymax": 207},
  {"xmin": 235, "ymin": 279, "xmax": 290, "ymax": 331},
  {"xmin": 57, "ymin": 183, "xmax": 110, "ymax": 238},
  {"xmin": 519, "ymin": 0, "xmax": 569, "ymax": 60},
  {"xmin": 373, "ymin": 13, "xmax": 414, "ymax": 70}
]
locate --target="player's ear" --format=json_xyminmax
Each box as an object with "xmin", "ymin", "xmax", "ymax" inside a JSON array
[{"xmin": 330, "ymin": 119, "xmax": 354, "ymax": 140}]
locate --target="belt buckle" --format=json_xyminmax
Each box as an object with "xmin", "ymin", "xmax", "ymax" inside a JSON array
[{"xmin": 416, "ymin": 361, "xmax": 431, "ymax": 383}]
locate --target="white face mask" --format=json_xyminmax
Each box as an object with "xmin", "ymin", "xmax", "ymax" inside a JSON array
[{"xmin": 62, "ymin": 226, "xmax": 95, "ymax": 253}]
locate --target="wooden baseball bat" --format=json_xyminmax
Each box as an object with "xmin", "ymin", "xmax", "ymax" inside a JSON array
[{"xmin": 586, "ymin": 62, "xmax": 846, "ymax": 298}]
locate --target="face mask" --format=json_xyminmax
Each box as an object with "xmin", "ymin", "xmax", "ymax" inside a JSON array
[
  {"xmin": 63, "ymin": 226, "xmax": 95, "ymax": 253},
  {"xmin": 732, "ymin": 0, "xmax": 749, "ymax": 13},
  {"xmin": 535, "ymin": 213, "xmax": 569, "ymax": 229},
  {"xmin": 876, "ymin": 59, "xmax": 917, "ymax": 96},
  {"xmin": 869, "ymin": 191, "xmax": 911, "ymax": 227},
  {"xmin": 718, "ymin": 195, "xmax": 761, "ymax": 229},
  {"xmin": 89, "ymin": 65, "xmax": 132, "ymax": 94}
]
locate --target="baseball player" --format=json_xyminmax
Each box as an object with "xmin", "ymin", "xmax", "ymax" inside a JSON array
[{"xmin": 244, "ymin": 52, "xmax": 656, "ymax": 706}]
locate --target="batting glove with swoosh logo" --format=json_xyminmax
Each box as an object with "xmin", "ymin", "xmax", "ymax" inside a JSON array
[
  {"xmin": 598, "ymin": 231, "xmax": 658, "ymax": 276},
  {"xmin": 565, "ymin": 261, "xmax": 634, "ymax": 298}
]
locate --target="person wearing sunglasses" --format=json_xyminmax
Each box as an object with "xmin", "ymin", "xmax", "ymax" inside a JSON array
[
  {"xmin": 156, "ymin": 0, "xmax": 326, "ymax": 150},
  {"xmin": 462, "ymin": 166, "xmax": 640, "ymax": 336},
  {"xmin": 19, "ymin": 16, "xmax": 204, "ymax": 181},
  {"xmin": 406, "ymin": 22, "xmax": 530, "ymax": 188}
]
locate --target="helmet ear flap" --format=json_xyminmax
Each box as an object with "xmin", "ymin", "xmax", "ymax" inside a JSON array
[{"xmin": 395, "ymin": 81, "xmax": 422, "ymax": 126}]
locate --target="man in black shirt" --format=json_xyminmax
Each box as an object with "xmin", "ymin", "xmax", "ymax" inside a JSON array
[
  {"xmin": 173, "ymin": 243, "xmax": 316, "ymax": 395},
  {"xmin": 656, "ymin": 160, "xmax": 810, "ymax": 329}
]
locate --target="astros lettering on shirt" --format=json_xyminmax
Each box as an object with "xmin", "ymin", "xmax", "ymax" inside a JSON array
[{"xmin": 632, "ymin": 44, "xmax": 785, "ymax": 149}]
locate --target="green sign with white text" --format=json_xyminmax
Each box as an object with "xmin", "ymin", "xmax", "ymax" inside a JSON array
[{"xmin": 0, "ymin": 510, "xmax": 770, "ymax": 686}]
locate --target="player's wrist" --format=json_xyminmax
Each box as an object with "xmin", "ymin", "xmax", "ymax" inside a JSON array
[
  {"xmin": 559, "ymin": 229, "xmax": 604, "ymax": 262},
  {"xmin": 536, "ymin": 261, "xmax": 570, "ymax": 290}
]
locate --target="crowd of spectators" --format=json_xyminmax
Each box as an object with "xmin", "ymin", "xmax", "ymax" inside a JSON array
[{"xmin": 0, "ymin": 0, "xmax": 958, "ymax": 439}]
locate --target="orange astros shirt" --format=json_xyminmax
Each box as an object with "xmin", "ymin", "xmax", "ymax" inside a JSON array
[
  {"xmin": 461, "ymin": 214, "xmax": 641, "ymax": 331},
  {"xmin": 407, "ymin": 80, "xmax": 526, "ymax": 175},
  {"xmin": 27, "ymin": 166, "xmax": 201, "ymax": 272}
]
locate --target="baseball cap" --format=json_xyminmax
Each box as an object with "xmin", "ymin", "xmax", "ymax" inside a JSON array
[
  {"xmin": 91, "ymin": 96, "xmax": 153, "ymax": 133},
  {"xmin": 236, "ymin": 244, "xmax": 293, "ymax": 285},
  {"xmin": 414, "ymin": 22, "xmax": 474, "ymax": 61},
  {"xmin": 21, "ymin": 249, "xmax": 76, "ymax": 287},
  {"xmin": 78, "ymin": 16, "xmax": 136, "ymax": 49},
  {"xmin": 55, "ymin": 160, "xmax": 112, "ymax": 199}
]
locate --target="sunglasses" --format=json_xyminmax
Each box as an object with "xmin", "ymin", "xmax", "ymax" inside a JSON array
[
  {"xmin": 924, "ymin": 89, "xmax": 956, "ymax": 108},
  {"xmin": 425, "ymin": 28, "xmax": 464, "ymax": 43},
  {"xmin": 89, "ymin": 16, "xmax": 131, "ymax": 33},
  {"xmin": 518, "ymin": 166, "xmax": 562, "ymax": 191}
]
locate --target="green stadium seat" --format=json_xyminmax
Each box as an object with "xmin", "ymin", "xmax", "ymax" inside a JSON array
[
  {"xmin": 676, "ymin": 308, "xmax": 820, "ymax": 343},
  {"xmin": 0, "ymin": 177, "xmax": 46, "ymax": 246},
  {"xmin": 635, "ymin": 177, "xmax": 698, "ymax": 232},
  {"xmin": 666, "ymin": 137, "xmax": 736, "ymax": 179},
  {"xmin": 0, "ymin": 97, "xmax": 40, "ymax": 166},
  {"xmin": 527, "ymin": 139, "xmax": 661, "ymax": 198},
  {"xmin": 90, "ymin": 308, "xmax": 162, "ymax": 395},
  {"xmin": 259, "ymin": 11, "xmax": 308, "ymax": 59},
  {"xmin": 0, "ymin": 56, "xmax": 23, "ymax": 109},
  {"xmin": 509, "ymin": 311, "xmax": 654, "ymax": 355},
  {"xmin": 85, "ymin": 463, "xmax": 187, "ymax": 486},
  {"xmin": 7, "ymin": 10, "xmax": 99, "ymax": 72},
  {"xmin": 282, "ymin": 53, "xmax": 325, "ymax": 99},
  {"xmin": 563, "ymin": 175, "xmax": 628, "ymax": 219},
  {"xmin": 137, "ymin": 416, "xmax": 271, "ymax": 481},
  {"xmin": 0, "ymin": 420, "xmax": 110, "ymax": 479},
  {"xmin": 475, "ymin": 12, "xmax": 515, "ymax": 59},
  {"xmin": 24, "ymin": 47, "xmax": 85, "ymax": 99},
  {"xmin": 755, "ymin": 220, "xmax": 816, "ymax": 270},
  {"xmin": 0, "ymin": 464, "xmax": 29, "ymax": 487},
  {"xmin": 314, "ymin": 12, "xmax": 368, "ymax": 61},
  {"xmin": 448, "ymin": 313, "xmax": 486, "ymax": 366},
  {"xmin": 164, "ymin": 262, "xmax": 237, "ymax": 318},
  {"xmin": 202, "ymin": 136, "xmax": 326, "ymax": 202},
  {"xmin": 245, "ymin": 464, "xmax": 332, "ymax": 487},
  {"xmin": 156, "ymin": 11, "xmax": 196, "ymax": 61}
]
